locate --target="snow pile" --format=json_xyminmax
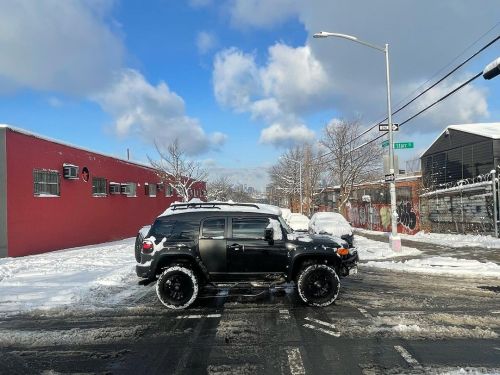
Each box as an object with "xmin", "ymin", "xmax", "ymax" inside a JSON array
[
  {"xmin": 356, "ymin": 228, "xmax": 500, "ymax": 249},
  {"xmin": 365, "ymin": 256, "xmax": 500, "ymax": 278},
  {"xmin": 409, "ymin": 231, "xmax": 500, "ymax": 249},
  {"xmin": 309, "ymin": 212, "xmax": 352, "ymax": 237},
  {"xmin": 0, "ymin": 238, "xmax": 139, "ymax": 316},
  {"xmin": 355, "ymin": 235, "xmax": 421, "ymax": 260}
]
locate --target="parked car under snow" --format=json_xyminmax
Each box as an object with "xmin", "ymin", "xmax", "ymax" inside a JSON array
[
  {"xmin": 309, "ymin": 212, "xmax": 354, "ymax": 248},
  {"xmin": 288, "ymin": 213, "xmax": 310, "ymax": 232}
]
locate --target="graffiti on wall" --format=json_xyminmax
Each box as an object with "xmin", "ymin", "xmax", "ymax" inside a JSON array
[
  {"xmin": 397, "ymin": 201, "xmax": 417, "ymax": 230},
  {"xmin": 347, "ymin": 200, "xmax": 420, "ymax": 234}
]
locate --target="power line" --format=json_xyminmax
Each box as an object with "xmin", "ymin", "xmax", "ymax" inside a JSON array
[
  {"xmin": 313, "ymin": 32, "xmax": 500, "ymax": 162},
  {"xmin": 350, "ymin": 71, "xmax": 483, "ymax": 153}
]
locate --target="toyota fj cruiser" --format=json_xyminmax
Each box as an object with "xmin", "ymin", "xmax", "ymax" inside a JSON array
[{"xmin": 136, "ymin": 202, "xmax": 358, "ymax": 309}]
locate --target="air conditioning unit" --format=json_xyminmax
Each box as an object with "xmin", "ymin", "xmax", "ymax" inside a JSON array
[
  {"xmin": 109, "ymin": 182, "xmax": 121, "ymax": 195},
  {"xmin": 63, "ymin": 164, "xmax": 79, "ymax": 179},
  {"xmin": 120, "ymin": 183, "xmax": 131, "ymax": 195}
]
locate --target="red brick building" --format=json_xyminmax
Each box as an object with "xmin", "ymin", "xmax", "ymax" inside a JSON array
[{"xmin": 0, "ymin": 125, "xmax": 206, "ymax": 258}]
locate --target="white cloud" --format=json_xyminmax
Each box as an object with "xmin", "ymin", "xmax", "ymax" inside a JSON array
[
  {"xmin": 261, "ymin": 43, "xmax": 333, "ymax": 113},
  {"xmin": 228, "ymin": 0, "xmax": 299, "ymax": 29},
  {"xmin": 213, "ymin": 44, "xmax": 331, "ymax": 147},
  {"xmin": 260, "ymin": 123, "xmax": 315, "ymax": 146},
  {"xmin": 0, "ymin": 0, "xmax": 123, "ymax": 95},
  {"xmin": 401, "ymin": 78, "xmax": 489, "ymax": 131},
  {"xmin": 47, "ymin": 97, "xmax": 63, "ymax": 108},
  {"xmin": 213, "ymin": 48, "xmax": 260, "ymax": 112},
  {"xmin": 196, "ymin": 31, "xmax": 218, "ymax": 54},
  {"xmin": 94, "ymin": 69, "xmax": 227, "ymax": 155}
]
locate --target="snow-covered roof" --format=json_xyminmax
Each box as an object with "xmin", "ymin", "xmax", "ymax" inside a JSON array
[
  {"xmin": 0, "ymin": 123, "xmax": 155, "ymax": 171},
  {"xmin": 447, "ymin": 123, "xmax": 500, "ymax": 139},
  {"xmin": 159, "ymin": 201, "xmax": 282, "ymax": 217}
]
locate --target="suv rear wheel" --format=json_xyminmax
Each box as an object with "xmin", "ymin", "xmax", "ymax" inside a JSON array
[
  {"xmin": 134, "ymin": 233, "xmax": 144, "ymax": 263},
  {"xmin": 156, "ymin": 266, "xmax": 199, "ymax": 309},
  {"xmin": 297, "ymin": 264, "xmax": 340, "ymax": 307}
]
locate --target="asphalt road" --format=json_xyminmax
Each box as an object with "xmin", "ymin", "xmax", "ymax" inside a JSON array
[{"xmin": 1, "ymin": 267, "xmax": 499, "ymax": 375}]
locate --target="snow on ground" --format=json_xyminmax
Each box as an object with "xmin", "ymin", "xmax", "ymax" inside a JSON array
[
  {"xmin": 0, "ymin": 238, "xmax": 139, "ymax": 316},
  {"xmin": 364, "ymin": 256, "xmax": 500, "ymax": 278},
  {"xmin": 357, "ymin": 228, "xmax": 500, "ymax": 249},
  {"xmin": 355, "ymin": 235, "xmax": 422, "ymax": 260}
]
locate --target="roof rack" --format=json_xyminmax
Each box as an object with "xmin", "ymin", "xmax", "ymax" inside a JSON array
[{"xmin": 170, "ymin": 202, "xmax": 261, "ymax": 211}]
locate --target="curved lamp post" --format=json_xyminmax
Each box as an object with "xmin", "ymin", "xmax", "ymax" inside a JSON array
[{"xmin": 313, "ymin": 31, "xmax": 401, "ymax": 251}]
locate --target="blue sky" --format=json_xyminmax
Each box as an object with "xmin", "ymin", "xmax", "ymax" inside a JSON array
[{"xmin": 0, "ymin": 0, "xmax": 499, "ymax": 189}]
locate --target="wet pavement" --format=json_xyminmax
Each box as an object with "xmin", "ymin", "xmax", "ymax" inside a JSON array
[{"xmin": 1, "ymin": 266, "xmax": 499, "ymax": 374}]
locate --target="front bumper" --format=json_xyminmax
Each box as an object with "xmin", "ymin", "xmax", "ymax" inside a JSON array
[{"xmin": 339, "ymin": 249, "xmax": 359, "ymax": 276}]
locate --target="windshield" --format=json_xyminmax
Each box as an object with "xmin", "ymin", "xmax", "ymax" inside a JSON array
[{"xmin": 278, "ymin": 216, "xmax": 293, "ymax": 234}]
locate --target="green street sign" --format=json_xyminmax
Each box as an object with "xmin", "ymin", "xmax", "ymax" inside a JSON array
[
  {"xmin": 381, "ymin": 140, "xmax": 389, "ymax": 148},
  {"xmin": 394, "ymin": 142, "xmax": 414, "ymax": 149}
]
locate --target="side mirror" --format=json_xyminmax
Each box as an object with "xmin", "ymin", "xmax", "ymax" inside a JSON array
[{"xmin": 264, "ymin": 227, "xmax": 274, "ymax": 243}]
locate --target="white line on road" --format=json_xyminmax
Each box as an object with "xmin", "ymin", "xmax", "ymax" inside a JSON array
[
  {"xmin": 286, "ymin": 348, "xmax": 306, "ymax": 375},
  {"xmin": 303, "ymin": 323, "xmax": 340, "ymax": 337},
  {"xmin": 176, "ymin": 314, "xmax": 221, "ymax": 319},
  {"xmin": 491, "ymin": 311, "xmax": 500, "ymax": 314},
  {"xmin": 279, "ymin": 309, "xmax": 290, "ymax": 320},
  {"xmin": 357, "ymin": 308, "xmax": 372, "ymax": 318},
  {"xmin": 304, "ymin": 316, "xmax": 337, "ymax": 329},
  {"xmin": 394, "ymin": 345, "xmax": 422, "ymax": 369}
]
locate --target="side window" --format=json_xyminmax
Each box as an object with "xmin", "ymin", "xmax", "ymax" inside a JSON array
[
  {"xmin": 149, "ymin": 219, "xmax": 175, "ymax": 241},
  {"xmin": 202, "ymin": 218, "xmax": 225, "ymax": 239},
  {"xmin": 171, "ymin": 221, "xmax": 199, "ymax": 241},
  {"xmin": 232, "ymin": 218, "xmax": 269, "ymax": 239}
]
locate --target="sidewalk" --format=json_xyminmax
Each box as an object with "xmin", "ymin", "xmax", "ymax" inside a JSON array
[{"xmin": 355, "ymin": 229, "xmax": 500, "ymax": 265}]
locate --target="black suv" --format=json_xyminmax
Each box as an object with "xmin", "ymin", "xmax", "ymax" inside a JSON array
[{"xmin": 136, "ymin": 202, "xmax": 358, "ymax": 309}]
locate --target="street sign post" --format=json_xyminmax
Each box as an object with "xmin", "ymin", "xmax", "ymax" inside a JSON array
[
  {"xmin": 394, "ymin": 142, "xmax": 414, "ymax": 149},
  {"xmin": 379, "ymin": 123, "xmax": 399, "ymax": 131}
]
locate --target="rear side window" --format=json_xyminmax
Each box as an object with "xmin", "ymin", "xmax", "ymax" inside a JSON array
[
  {"xmin": 202, "ymin": 218, "xmax": 225, "ymax": 239},
  {"xmin": 149, "ymin": 219, "xmax": 199, "ymax": 242},
  {"xmin": 232, "ymin": 218, "xmax": 269, "ymax": 239},
  {"xmin": 149, "ymin": 219, "xmax": 175, "ymax": 241},
  {"xmin": 172, "ymin": 221, "xmax": 199, "ymax": 240}
]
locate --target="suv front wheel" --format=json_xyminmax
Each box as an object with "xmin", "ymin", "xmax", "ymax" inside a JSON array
[
  {"xmin": 156, "ymin": 266, "xmax": 199, "ymax": 309},
  {"xmin": 297, "ymin": 264, "xmax": 340, "ymax": 307}
]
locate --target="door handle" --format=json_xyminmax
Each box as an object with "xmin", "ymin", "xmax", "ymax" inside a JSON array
[{"xmin": 228, "ymin": 244, "xmax": 244, "ymax": 251}]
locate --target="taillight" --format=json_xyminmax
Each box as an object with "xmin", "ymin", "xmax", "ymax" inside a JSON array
[
  {"xmin": 337, "ymin": 248, "xmax": 349, "ymax": 256},
  {"xmin": 142, "ymin": 240, "xmax": 154, "ymax": 254}
]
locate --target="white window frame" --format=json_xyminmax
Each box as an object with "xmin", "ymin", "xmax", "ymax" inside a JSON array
[
  {"xmin": 33, "ymin": 169, "xmax": 60, "ymax": 197},
  {"xmin": 92, "ymin": 177, "xmax": 107, "ymax": 196},
  {"xmin": 165, "ymin": 184, "xmax": 174, "ymax": 197},
  {"xmin": 146, "ymin": 183, "xmax": 157, "ymax": 197}
]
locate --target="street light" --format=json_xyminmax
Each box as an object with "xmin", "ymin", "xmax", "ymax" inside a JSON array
[
  {"xmin": 280, "ymin": 156, "xmax": 303, "ymax": 214},
  {"xmin": 313, "ymin": 30, "xmax": 401, "ymax": 251},
  {"xmin": 483, "ymin": 57, "xmax": 500, "ymax": 80}
]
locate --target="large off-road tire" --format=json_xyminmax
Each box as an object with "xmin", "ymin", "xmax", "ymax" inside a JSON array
[
  {"xmin": 156, "ymin": 266, "xmax": 199, "ymax": 309},
  {"xmin": 134, "ymin": 233, "xmax": 144, "ymax": 263},
  {"xmin": 297, "ymin": 264, "xmax": 340, "ymax": 307}
]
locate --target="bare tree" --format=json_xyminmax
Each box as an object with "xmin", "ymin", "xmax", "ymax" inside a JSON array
[
  {"xmin": 320, "ymin": 119, "xmax": 383, "ymax": 214},
  {"xmin": 148, "ymin": 139, "xmax": 208, "ymax": 202},
  {"xmin": 207, "ymin": 176, "xmax": 233, "ymax": 201},
  {"xmin": 268, "ymin": 144, "xmax": 323, "ymax": 213}
]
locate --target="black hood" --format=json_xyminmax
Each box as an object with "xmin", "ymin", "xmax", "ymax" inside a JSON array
[{"xmin": 288, "ymin": 233, "xmax": 348, "ymax": 248}]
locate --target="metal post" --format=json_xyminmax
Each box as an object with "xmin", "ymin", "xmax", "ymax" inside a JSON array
[
  {"xmin": 299, "ymin": 162, "xmax": 303, "ymax": 215},
  {"xmin": 492, "ymin": 170, "xmax": 498, "ymax": 237},
  {"xmin": 385, "ymin": 44, "xmax": 401, "ymax": 251}
]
